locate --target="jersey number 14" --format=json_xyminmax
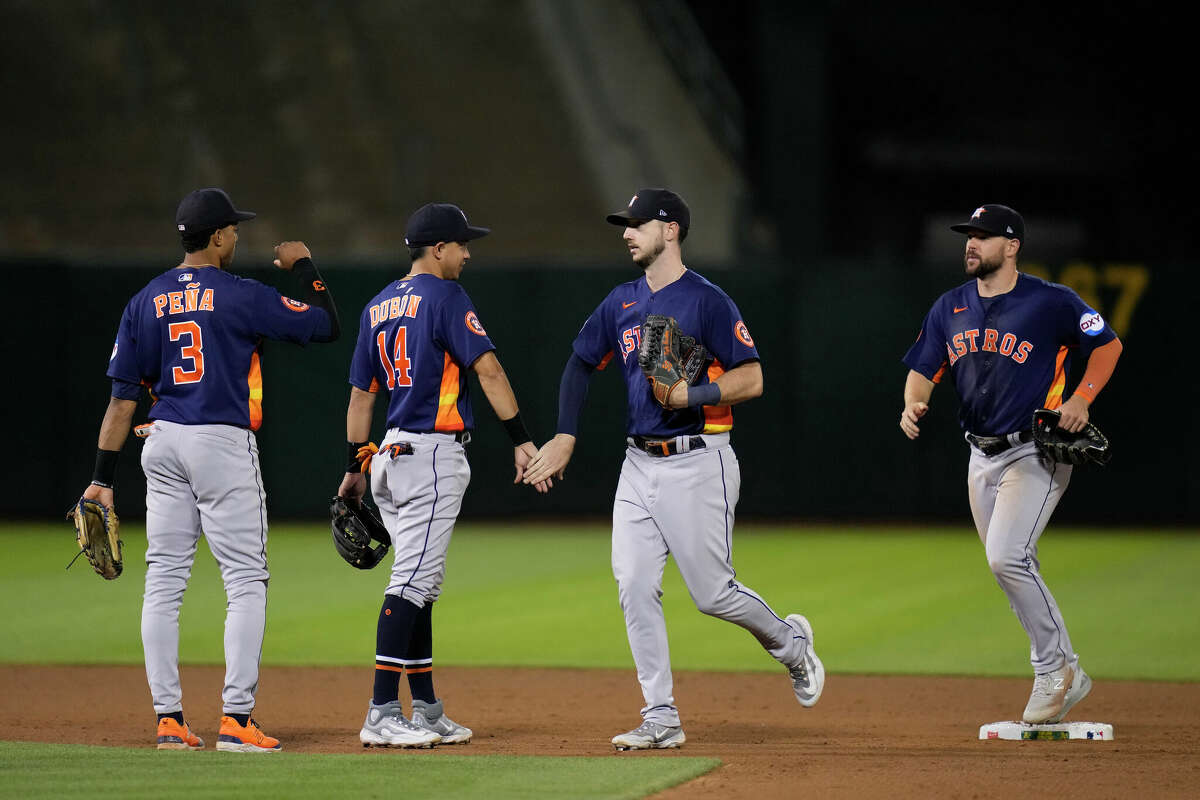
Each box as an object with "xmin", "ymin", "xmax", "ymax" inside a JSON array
[{"xmin": 376, "ymin": 327, "xmax": 413, "ymax": 389}]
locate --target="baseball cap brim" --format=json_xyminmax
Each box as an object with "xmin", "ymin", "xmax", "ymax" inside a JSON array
[
  {"xmin": 949, "ymin": 222, "xmax": 1001, "ymax": 235},
  {"xmin": 606, "ymin": 211, "xmax": 648, "ymax": 226},
  {"xmin": 949, "ymin": 219, "xmax": 1021, "ymax": 238},
  {"xmin": 406, "ymin": 226, "xmax": 490, "ymax": 247},
  {"xmin": 232, "ymin": 210, "xmax": 257, "ymax": 222}
]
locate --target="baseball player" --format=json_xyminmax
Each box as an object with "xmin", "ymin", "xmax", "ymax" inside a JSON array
[
  {"xmin": 337, "ymin": 202, "xmax": 549, "ymax": 749},
  {"xmin": 900, "ymin": 204, "xmax": 1123, "ymax": 724},
  {"xmin": 521, "ymin": 188, "xmax": 824, "ymax": 750},
  {"xmin": 78, "ymin": 188, "xmax": 340, "ymax": 751}
]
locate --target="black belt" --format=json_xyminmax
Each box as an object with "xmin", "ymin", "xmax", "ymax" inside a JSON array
[
  {"xmin": 966, "ymin": 430, "xmax": 1033, "ymax": 457},
  {"xmin": 629, "ymin": 435, "xmax": 706, "ymax": 457},
  {"xmin": 401, "ymin": 430, "xmax": 472, "ymax": 444}
]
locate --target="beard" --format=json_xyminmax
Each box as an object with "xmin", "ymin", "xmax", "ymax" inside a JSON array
[
  {"xmin": 632, "ymin": 236, "xmax": 665, "ymax": 269},
  {"xmin": 964, "ymin": 250, "xmax": 1002, "ymax": 279}
]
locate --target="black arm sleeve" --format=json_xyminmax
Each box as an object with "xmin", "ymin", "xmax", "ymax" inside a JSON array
[
  {"xmin": 291, "ymin": 257, "xmax": 341, "ymax": 343},
  {"xmin": 556, "ymin": 353, "xmax": 595, "ymax": 436}
]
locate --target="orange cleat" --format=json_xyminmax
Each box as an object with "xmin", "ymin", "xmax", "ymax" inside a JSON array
[
  {"xmin": 156, "ymin": 717, "xmax": 205, "ymax": 750},
  {"xmin": 216, "ymin": 716, "xmax": 282, "ymax": 753}
]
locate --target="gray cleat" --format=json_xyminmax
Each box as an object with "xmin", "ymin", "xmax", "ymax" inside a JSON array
[
  {"xmin": 786, "ymin": 614, "xmax": 825, "ymax": 707},
  {"xmin": 611, "ymin": 721, "xmax": 686, "ymax": 751},
  {"xmin": 411, "ymin": 699, "xmax": 473, "ymax": 744},
  {"xmin": 359, "ymin": 700, "xmax": 441, "ymax": 748}
]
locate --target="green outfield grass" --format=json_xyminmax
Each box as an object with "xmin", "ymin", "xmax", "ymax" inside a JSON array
[
  {"xmin": 1, "ymin": 521, "xmax": 1197, "ymax": 680},
  {"xmin": 0, "ymin": 741, "xmax": 719, "ymax": 799}
]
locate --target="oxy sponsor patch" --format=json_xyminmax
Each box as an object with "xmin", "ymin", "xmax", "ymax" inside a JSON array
[{"xmin": 1079, "ymin": 310, "xmax": 1105, "ymax": 336}]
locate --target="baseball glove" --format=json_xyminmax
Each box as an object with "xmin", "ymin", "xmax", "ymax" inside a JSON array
[
  {"xmin": 1032, "ymin": 408, "xmax": 1112, "ymax": 466},
  {"xmin": 330, "ymin": 496, "xmax": 391, "ymax": 569},
  {"xmin": 66, "ymin": 498, "xmax": 123, "ymax": 580},
  {"xmin": 638, "ymin": 314, "xmax": 711, "ymax": 408}
]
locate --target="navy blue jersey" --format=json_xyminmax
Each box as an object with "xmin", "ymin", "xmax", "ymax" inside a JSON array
[
  {"xmin": 349, "ymin": 273, "xmax": 496, "ymax": 432},
  {"xmin": 903, "ymin": 273, "xmax": 1117, "ymax": 435},
  {"xmin": 107, "ymin": 265, "xmax": 329, "ymax": 430},
  {"xmin": 572, "ymin": 269, "xmax": 759, "ymax": 437}
]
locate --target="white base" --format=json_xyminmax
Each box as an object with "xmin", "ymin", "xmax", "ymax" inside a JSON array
[{"xmin": 979, "ymin": 720, "xmax": 1114, "ymax": 741}]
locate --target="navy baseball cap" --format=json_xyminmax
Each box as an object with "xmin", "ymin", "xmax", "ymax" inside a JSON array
[
  {"xmin": 606, "ymin": 188, "xmax": 691, "ymax": 231},
  {"xmin": 950, "ymin": 204, "xmax": 1024, "ymax": 240},
  {"xmin": 404, "ymin": 203, "xmax": 490, "ymax": 247},
  {"xmin": 175, "ymin": 188, "xmax": 256, "ymax": 233}
]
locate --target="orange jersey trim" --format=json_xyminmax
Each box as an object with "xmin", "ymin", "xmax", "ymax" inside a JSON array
[
  {"xmin": 434, "ymin": 352, "xmax": 465, "ymax": 431},
  {"xmin": 1043, "ymin": 346, "xmax": 1069, "ymax": 410},
  {"xmin": 597, "ymin": 350, "xmax": 614, "ymax": 371},
  {"xmin": 247, "ymin": 351, "xmax": 263, "ymax": 431},
  {"xmin": 701, "ymin": 361, "xmax": 733, "ymax": 433},
  {"xmin": 931, "ymin": 362, "xmax": 948, "ymax": 384}
]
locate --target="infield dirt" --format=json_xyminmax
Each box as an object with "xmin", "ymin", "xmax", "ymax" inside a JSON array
[{"xmin": 2, "ymin": 666, "xmax": 1196, "ymax": 798}]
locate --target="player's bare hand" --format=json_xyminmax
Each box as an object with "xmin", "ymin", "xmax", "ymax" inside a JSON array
[
  {"xmin": 523, "ymin": 434, "xmax": 575, "ymax": 485},
  {"xmin": 81, "ymin": 483, "xmax": 114, "ymax": 511},
  {"xmin": 900, "ymin": 401, "xmax": 928, "ymax": 440},
  {"xmin": 514, "ymin": 441, "xmax": 552, "ymax": 494},
  {"xmin": 337, "ymin": 471, "xmax": 367, "ymax": 504},
  {"xmin": 273, "ymin": 241, "xmax": 311, "ymax": 271},
  {"xmin": 1056, "ymin": 395, "xmax": 1090, "ymax": 434}
]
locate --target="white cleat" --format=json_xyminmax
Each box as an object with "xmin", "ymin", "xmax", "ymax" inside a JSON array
[
  {"xmin": 1046, "ymin": 665, "xmax": 1092, "ymax": 723},
  {"xmin": 1023, "ymin": 664, "xmax": 1074, "ymax": 724},
  {"xmin": 786, "ymin": 614, "xmax": 825, "ymax": 708},
  {"xmin": 359, "ymin": 701, "xmax": 441, "ymax": 748},
  {"xmin": 611, "ymin": 721, "xmax": 686, "ymax": 751},
  {"xmin": 411, "ymin": 699, "xmax": 473, "ymax": 744}
]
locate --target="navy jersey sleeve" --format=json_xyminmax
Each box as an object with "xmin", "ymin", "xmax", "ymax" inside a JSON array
[
  {"xmin": 106, "ymin": 296, "xmax": 144, "ymax": 385},
  {"xmin": 437, "ymin": 286, "xmax": 496, "ymax": 368},
  {"xmin": 1056, "ymin": 285, "xmax": 1117, "ymax": 354},
  {"xmin": 902, "ymin": 303, "xmax": 949, "ymax": 381},
  {"xmin": 247, "ymin": 279, "xmax": 328, "ymax": 344},
  {"xmin": 701, "ymin": 290, "xmax": 759, "ymax": 367},
  {"xmin": 348, "ymin": 304, "xmax": 380, "ymax": 393},
  {"xmin": 571, "ymin": 294, "xmax": 615, "ymax": 368}
]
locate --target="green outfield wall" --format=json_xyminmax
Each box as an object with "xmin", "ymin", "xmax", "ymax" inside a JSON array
[{"xmin": 13, "ymin": 257, "xmax": 1190, "ymax": 524}]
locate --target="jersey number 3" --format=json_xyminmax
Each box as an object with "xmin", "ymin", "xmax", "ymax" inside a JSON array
[
  {"xmin": 169, "ymin": 321, "xmax": 205, "ymax": 384},
  {"xmin": 377, "ymin": 327, "xmax": 413, "ymax": 389}
]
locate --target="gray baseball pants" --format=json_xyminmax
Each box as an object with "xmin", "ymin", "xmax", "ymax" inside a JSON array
[
  {"xmin": 611, "ymin": 434, "xmax": 805, "ymax": 728},
  {"xmin": 968, "ymin": 439, "xmax": 1077, "ymax": 674},
  {"xmin": 140, "ymin": 420, "xmax": 270, "ymax": 716},
  {"xmin": 371, "ymin": 429, "xmax": 471, "ymax": 607}
]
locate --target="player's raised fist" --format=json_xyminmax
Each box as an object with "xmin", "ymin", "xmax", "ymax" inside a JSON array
[{"xmin": 273, "ymin": 241, "xmax": 311, "ymax": 271}]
